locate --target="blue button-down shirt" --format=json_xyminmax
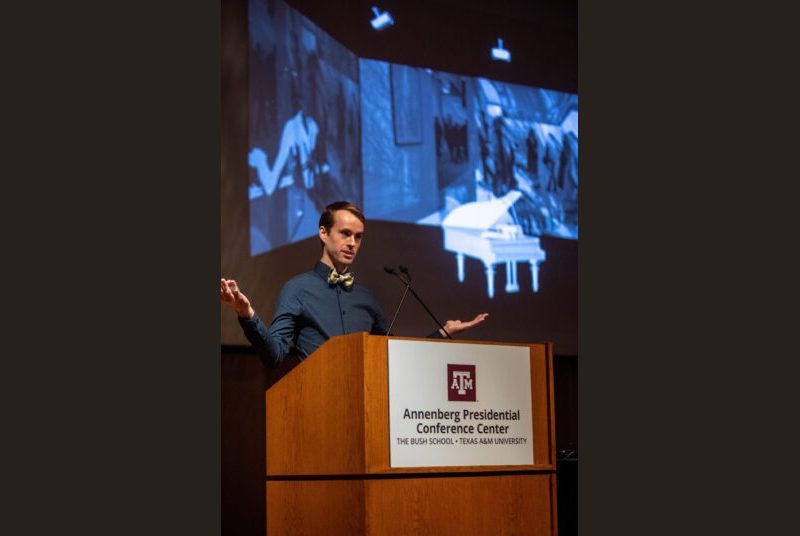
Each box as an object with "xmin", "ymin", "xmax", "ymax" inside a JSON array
[{"xmin": 238, "ymin": 261, "xmax": 389, "ymax": 367}]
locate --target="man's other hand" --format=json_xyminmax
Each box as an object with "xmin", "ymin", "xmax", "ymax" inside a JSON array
[
  {"xmin": 220, "ymin": 278, "xmax": 255, "ymax": 319},
  {"xmin": 441, "ymin": 313, "xmax": 489, "ymax": 337}
]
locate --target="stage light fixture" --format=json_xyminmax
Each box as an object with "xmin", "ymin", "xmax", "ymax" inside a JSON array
[
  {"xmin": 370, "ymin": 7, "xmax": 394, "ymax": 31},
  {"xmin": 491, "ymin": 38, "xmax": 511, "ymax": 62}
]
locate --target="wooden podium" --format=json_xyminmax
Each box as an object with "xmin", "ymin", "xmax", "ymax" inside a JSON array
[{"xmin": 265, "ymin": 333, "xmax": 558, "ymax": 535}]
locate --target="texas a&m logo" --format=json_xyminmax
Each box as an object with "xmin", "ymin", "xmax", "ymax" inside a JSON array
[{"xmin": 447, "ymin": 364, "xmax": 476, "ymax": 401}]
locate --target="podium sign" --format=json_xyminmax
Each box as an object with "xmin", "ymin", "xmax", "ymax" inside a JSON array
[{"xmin": 388, "ymin": 339, "xmax": 534, "ymax": 468}]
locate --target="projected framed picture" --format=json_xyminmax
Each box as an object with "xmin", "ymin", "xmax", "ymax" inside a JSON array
[{"xmin": 390, "ymin": 63, "xmax": 423, "ymax": 145}]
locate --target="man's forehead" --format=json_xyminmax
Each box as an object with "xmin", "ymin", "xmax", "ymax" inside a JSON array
[{"xmin": 332, "ymin": 210, "xmax": 364, "ymax": 230}]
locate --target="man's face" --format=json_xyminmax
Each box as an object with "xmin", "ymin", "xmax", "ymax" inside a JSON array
[{"xmin": 319, "ymin": 210, "xmax": 364, "ymax": 271}]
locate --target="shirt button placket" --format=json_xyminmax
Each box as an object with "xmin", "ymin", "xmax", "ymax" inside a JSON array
[{"xmin": 336, "ymin": 286, "xmax": 347, "ymax": 334}]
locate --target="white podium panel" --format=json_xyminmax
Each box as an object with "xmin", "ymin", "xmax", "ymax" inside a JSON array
[{"xmin": 388, "ymin": 339, "xmax": 534, "ymax": 468}]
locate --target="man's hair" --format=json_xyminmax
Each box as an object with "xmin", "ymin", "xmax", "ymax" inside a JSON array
[{"xmin": 318, "ymin": 201, "xmax": 366, "ymax": 232}]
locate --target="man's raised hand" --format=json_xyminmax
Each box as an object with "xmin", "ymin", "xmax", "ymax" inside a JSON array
[{"xmin": 220, "ymin": 278, "xmax": 255, "ymax": 319}]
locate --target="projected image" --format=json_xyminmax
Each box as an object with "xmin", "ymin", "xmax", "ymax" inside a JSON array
[
  {"xmin": 472, "ymin": 80, "xmax": 578, "ymax": 240},
  {"xmin": 247, "ymin": 1, "xmax": 578, "ymax": 299},
  {"xmin": 360, "ymin": 60, "xmax": 578, "ymax": 298},
  {"xmin": 359, "ymin": 61, "xmax": 439, "ymax": 223},
  {"xmin": 248, "ymin": 0, "xmax": 362, "ymax": 255},
  {"xmin": 360, "ymin": 61, "xmax": 578, "ymax": 236}
]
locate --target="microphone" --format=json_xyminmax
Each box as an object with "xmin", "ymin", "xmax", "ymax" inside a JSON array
[
  {"xmin": 384, "ymin": 265, "xmax": 452, "ymax": 339},
  {"xmin": 398, "ymin": 264, "xmax": 410, "ymax": 280},
  {"xmin": 384, "ymin": 266, "xmax": 411, "ymax": 335}
]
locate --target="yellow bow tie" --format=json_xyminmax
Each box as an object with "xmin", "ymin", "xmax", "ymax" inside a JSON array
[{"xmin": 328, "ymin": 269, "xmax": 355, "ymax": 289}]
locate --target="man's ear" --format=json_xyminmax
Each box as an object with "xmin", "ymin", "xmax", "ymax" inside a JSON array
[{"xmin": 318, "ymin": 225, "xmax": 327, "ymax": 241}]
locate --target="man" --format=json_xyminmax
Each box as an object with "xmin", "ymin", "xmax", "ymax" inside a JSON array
[{"xmin": 221, "ymin": 201, "xmax": 488, "ymax": 367}]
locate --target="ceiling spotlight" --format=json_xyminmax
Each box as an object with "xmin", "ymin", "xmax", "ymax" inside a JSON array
[
  {"xmin": 491, "ymin": 38, "xmax": 511, "ymax": 62},
  {"xmin": 370, "ymin": 6, "xmax": 394, "ymax": 31}
]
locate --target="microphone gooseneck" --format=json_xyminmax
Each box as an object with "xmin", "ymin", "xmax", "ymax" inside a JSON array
[
  {"xmin": 386, "ymin": 282, "xmax": 411, "ymax": 336},
  {"xmin": 384, "ymin": 266, "xmax": 409, "ymax": 335},
  {"xmin": 383, "ymin": 264, "xmax": 452, "ymax": 339}
]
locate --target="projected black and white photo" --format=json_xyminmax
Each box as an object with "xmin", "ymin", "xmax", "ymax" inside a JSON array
[
  {"xmin": 247, "ymin": 0, "xmax": 577, "ymax": 299},
  {"xmin": 472, "ymin": 80, "xmax": 578, "ymax": 241},
  {"xmin": 360, "ymin": 61, "xmax": 578, "ymax": 237},
  {"xmin": 248, "ymin": 0, "xmax": 362, "ymax": 256},
  {"xmin": 359, "ymin": 60, "xmax": 578, "ymax": 298}
]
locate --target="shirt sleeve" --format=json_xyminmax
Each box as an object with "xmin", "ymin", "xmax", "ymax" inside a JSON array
[{"xmin": 237, "ymin": 284, "xmax": 303, "ymax": 368}]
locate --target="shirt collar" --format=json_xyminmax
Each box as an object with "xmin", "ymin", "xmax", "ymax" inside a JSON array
[
  {"xmin": 313, "ymin": 261, "xmax": 331, "ymax": 281},
  {"xmin": 313, "ymin": 261, "xmax": 351, "ymax": 281}
]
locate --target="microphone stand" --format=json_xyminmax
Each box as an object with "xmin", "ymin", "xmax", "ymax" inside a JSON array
[
  {"xmin": 386, "ymin": 277, "xmax": 411, "ymax": 335},
  {"xmin": 385, "ymin": 266, "xmax": 452, "ymax": 339}
]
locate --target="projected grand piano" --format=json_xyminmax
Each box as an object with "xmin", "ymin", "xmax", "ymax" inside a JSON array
[{"xmin": 441, "ymin": 191, "xmax": 546, "ymax": 298}]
